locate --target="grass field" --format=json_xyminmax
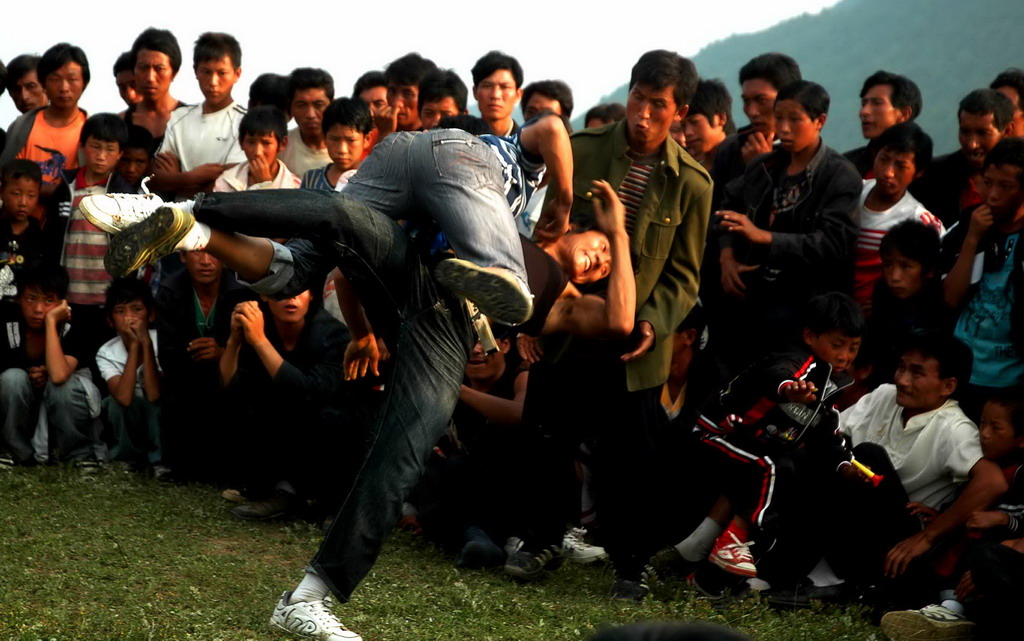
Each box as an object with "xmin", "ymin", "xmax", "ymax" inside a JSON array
[{"xmin": 0, "ymin": 466, "xmax": 883, "ymax": 640}]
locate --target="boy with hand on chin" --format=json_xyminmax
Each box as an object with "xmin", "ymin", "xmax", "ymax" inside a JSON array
[
  {"xmin": 214, "ymin": 107, "xmax": 300, "ymax": 192},
  {"xmin": 97, "ymin": 278, "xmax": 164, "ymax": 476},
  {"xmin": 0, "ymin": 265, "xmax": 103, "ymax": 469}
]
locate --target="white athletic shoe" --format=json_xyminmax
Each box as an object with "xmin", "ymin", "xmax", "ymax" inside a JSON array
[
  {"xmin": 434, "ymin": 258, "xmax": 533, "ymax": 326},
  {"xmin": 80, "ymin": 192, "xmax": 186, "ymax": 234},
  {"xmin": 270, "ymin": 591, "xmax": 362, "ymax": 641},
  {"xmin": 880, "ymin": 604, "xmax": 976, "ymax": 641},
  {"xmin": 562, "ymin": 527, "xmax": 608, "ymax": 564}
]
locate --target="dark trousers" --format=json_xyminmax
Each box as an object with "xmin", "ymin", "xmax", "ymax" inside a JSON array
[
  {"xmin": 967, "ymin": 542, "xmax": 1024, "ymax": 640},
  {"xmin": 192, "ymin": 190, "xmax": 474, "ymax": 601},
  {"xmin": 514, "ymin": 356, "xmax": 663, "ymax": 576}
]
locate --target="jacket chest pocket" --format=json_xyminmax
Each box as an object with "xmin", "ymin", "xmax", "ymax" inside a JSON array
[{"xmin": 641, "ymin": 214, "xmax": 680, "ymax": 259}]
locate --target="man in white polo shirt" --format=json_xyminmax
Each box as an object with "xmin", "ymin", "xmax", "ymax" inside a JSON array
[{"xmin": 830, "ymin": 332, "xmax": 1007, "ymax": 598}]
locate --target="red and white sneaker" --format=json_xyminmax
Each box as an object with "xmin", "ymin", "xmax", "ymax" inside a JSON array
[{"xmin": 709, "ymin": 531, "xmax": 757, "ymax": 578}]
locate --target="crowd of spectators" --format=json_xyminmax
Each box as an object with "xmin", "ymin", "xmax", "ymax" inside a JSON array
[{"xmin": 1, "ymin": 28, "xmax": 1024, "ymax": 641}]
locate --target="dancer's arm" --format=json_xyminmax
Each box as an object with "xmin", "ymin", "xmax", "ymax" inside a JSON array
[
  {"xmin": 521, "ymin": 114, "xmax": 573, "ymax": 244},
  {"xmin": 333, "ymin": 271, "xmax": 388, "ymax": 380}
]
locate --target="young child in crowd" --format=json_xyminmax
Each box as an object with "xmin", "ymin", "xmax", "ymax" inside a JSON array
[
  {"xmin": 0, "ymin": 160, "xmax": 47, "ymax": 300},
  {"xmin": 213, "ymin": 106, "xmax": 300, "ymax": 192},
  {"xmin": 47, "ymin": 113, "xmax": 134, "ymax": 352},
  {"xmin": 116, "ymin": 125, "xmax": 158, "ymax": 193},
  {"xmin": 0, "ymin": 265, "xmax": 103, "ymax": 469},
  {"xmin": 96, "ymin": 277, "xmax": 165, "ymax": 477},
  {"xmin": 881, "ymin": 390, "xmax": 1024, "ymax": 639},
  {"xmin": 676, "ymin": 293, "xmax": 865, "ymax": 586},
  {"xmin": 867, "ymin": 220, "xmax": 948, "ymax": 383},
  {"xmin": 300, "ymin": 98, "xmax": 373, "ymax": 191},
  {"xmin": 854, "ymin": 122, "xmax": 943, "ymax": 309}
]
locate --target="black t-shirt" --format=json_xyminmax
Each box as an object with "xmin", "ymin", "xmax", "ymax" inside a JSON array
[
  {"xmin": 515, "ymin": 235, "xmax": 568, "ymax": 336},
  {"xmin": 0, "ymin": 218, "xmax": 47, "ymax": 301},
  {"xmin": 0, "ymin": 301, "xmax": 88, "ymax": 369}
]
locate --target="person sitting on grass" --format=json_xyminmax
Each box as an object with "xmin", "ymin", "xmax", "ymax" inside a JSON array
[
  {"xmin": 0, "ymin": 265, "xmax": 102, "ymax": 470},
  {"xmin": 213, "ymin": 106, "xmax": 300, "ymax": 192},
  {"xmin": 97, "ymin": 277, "xmax": 165, "ymax": 478},
  {"xmin": 824, "ymin": 333, "xmax": 1007, "ymax": 610},
  {"xmin": 677, "ymin": 293, "xmax": 865, "ymax": 598},
  {"xmin": 880, "ymin": 389, "xmax": 1024, "ymax": 640},
  {"xmin": 301, "ymin": 98, "xmax": 373, "ymax": 191},
  {"xmin": 218, "ymin": 293, "xmax": 348, "ymax": 522}
]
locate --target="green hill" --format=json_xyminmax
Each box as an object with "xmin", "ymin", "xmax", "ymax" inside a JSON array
[{"xmin": 578, "ymin": 0, "xmax": 1024, "ymax": 154}]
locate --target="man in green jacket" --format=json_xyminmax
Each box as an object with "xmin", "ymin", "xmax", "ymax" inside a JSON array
[{"xmin": 506, "ymin": 50, "xmax": 712, "ymax": 600}]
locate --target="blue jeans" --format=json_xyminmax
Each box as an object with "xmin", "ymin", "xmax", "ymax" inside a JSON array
[
  {"xmin": 342, "ymin": 129, "xmax": 528, "ymax": 285},
  {"xmin": 0, "ymin": 367, "xmax": 102, "ymax": 463},
  {"xmin": 191, "ymin": 189, "xmax": 474, "ymax": 601},
  {"xmin": 105, "ymin": 395, "xmax": 162, "ymax": 465}
]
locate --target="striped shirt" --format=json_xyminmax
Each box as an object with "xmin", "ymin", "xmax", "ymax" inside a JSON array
[
  {"xmin": 854, "ymin": 179, "xmax": 944, "ymax": 306},
  {"xmin": 62, "ymin": 172, "xmax": 111, "ymax": 305},
  {"xmin": 618, "ymin": 151, "xmax": 658, "ymax": 234}
]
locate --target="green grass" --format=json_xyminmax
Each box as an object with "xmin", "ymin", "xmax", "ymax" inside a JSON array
[{"xmin": 0, "ymin": 467, "xmax": 882, "ymax": 640}]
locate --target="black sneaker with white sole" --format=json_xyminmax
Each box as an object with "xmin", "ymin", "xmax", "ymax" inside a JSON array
[
  {"xmin": 504, "ymin": 544, "xmax": 564, "ymax": 581},
  {"xmin": 105, "ymin": 206, "xmax": 195, "ymax": 276},
  {"xmin": 434, "ymin": 258, "xmax": 533, "ymax": 326}
]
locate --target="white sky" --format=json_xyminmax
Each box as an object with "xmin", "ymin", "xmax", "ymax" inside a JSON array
[{"xmin": 1, "ymin": 0, "xmax": 841, "ymax": 128}]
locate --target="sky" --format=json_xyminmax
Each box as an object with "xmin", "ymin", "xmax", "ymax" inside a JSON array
[{"xmin": 1, "ymin": 0, "xmax": 842, "ymax": 128}]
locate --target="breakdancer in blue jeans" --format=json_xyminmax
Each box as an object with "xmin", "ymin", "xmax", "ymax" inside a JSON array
[{"xmin": 80, "ymin": 116, "xmax": 637, "ymax": 641}]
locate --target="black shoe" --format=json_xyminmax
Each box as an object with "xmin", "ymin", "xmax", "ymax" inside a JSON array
[
  {"xmin": 0, "ymin": 451, "xmax": 16, "ymax": 470},
  {"xmin": 689, "ymin": 564, "xmax": 751, "ymax": 604},
  {"xmin": 504, "ymin": 544, "xmax": 564, "ymax": 581},
  {"xmin": 231, "ymin": 490, "xmax": 300, "ymax": 521},
  {"xmin": 766, "ymin": 579, "xmax": 814, "ymax": 609},
  {"xmin": 649, "ymin": 547, "xmax": 700, "ymax": 579},
  {"xmin": 610, "ymin": 569, "xmax": 651, "ymax": 602},
  {"xmin": 458, "ymin": 526, "xmax": 505, "ymax": 569},
  {"xmin": 72, "ymin": 456, "xmax": 104, "ymax": 475}
]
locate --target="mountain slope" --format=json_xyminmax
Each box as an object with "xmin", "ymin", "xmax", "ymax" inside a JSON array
[{"xmin": 579, "ymin": 0, "xmax": 1024, "ymax": 154}]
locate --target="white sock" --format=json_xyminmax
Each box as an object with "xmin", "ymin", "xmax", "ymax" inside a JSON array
[
  {"xmin": 674, "ymin": 517, "xmax": 725, "ymax": 562},
  {"xmin": 173, "ymin": 221, "xmax": 211, "ymax": 252},
  {"xmin": 168, "ymin": 198, "xmax": 195, "ymax": 214},
  {"xmin": 291, "ymin": 570, "xmax": 330, "ymax": 604},
  {"xmin": 939, "ymin": 589, "xmax": 964, "ymax": 615}
]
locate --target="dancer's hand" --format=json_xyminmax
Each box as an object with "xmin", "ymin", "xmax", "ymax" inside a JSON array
[
  {"xmin": 590, "ymin": 180, "xmax": 626, "ymax": 236},
  {"xmin": 344, "ymin": 333, "xmax": 382, "ymax": 380},
  {"xmin": 517, "ymin": 334, "xmax": 543, "ymax": 364},
  {"xmin": 621, "ymin": 321, "xmax": 655, "ymax": 362}
]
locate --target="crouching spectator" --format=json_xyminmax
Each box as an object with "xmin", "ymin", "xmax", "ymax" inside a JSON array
[
  {"xmin": 97, "ymin": 277, "xmax": 165, "ymax": 477},
  {"xmin": 156, "ymin": 250, "xmax": 256, "ymax": 483},
  {"xmin": 218, "ymin": 292, "xmax": 348, "ymax": 521},
  {"xmin": 0, "ymin": 265, "xmax": 103, "ymax": 469}
]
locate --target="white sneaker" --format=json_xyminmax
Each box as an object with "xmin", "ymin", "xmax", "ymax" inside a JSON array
[
  {"xmin": 880, "ymin": 604, "xmax": 975, "ymax": 641},
  {"xmin": 709, "ymin": 531, "xmax": 757, "ymax": 578},
  {"xmin": 563, "ymin": 527, "xmax": 608, "ymax": 564},
  {"xmin": 80, "ymin": 192, "xmax": 182, "ymax": 234},
  {"xmin": 270, "ymin": 591, "xmax": 362, "ymax": 641}
]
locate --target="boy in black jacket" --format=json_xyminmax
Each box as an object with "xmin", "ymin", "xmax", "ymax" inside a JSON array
[
  {"xmin": 675, "ymin": 293, "xmax": 865, "ymax": 591},
  {"xmin": 713, "ymin": 81, "xmax": 861, "ymax": 376}
]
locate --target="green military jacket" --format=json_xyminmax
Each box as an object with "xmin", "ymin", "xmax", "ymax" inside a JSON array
[{"xmin": 549, "ymin": 119, "xmax": 712, "ymax": 391}]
